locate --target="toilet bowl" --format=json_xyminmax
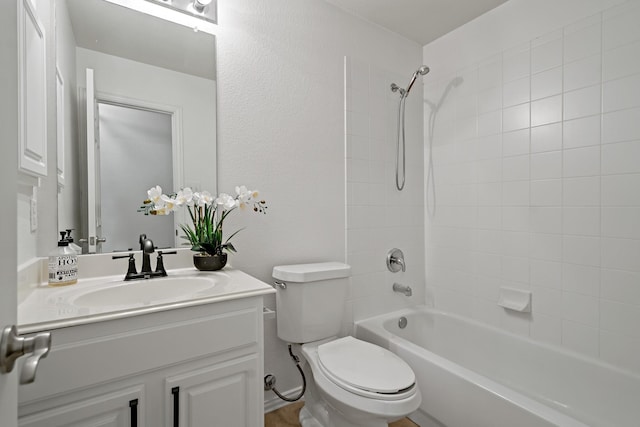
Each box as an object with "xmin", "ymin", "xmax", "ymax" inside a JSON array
[
  {"xmin": 272, "ymin": 262, "xmax": 422, "ymax": 427},
  {"xmin": 297, "ymin": 337, "xmax": 421, "ymax": 427}
]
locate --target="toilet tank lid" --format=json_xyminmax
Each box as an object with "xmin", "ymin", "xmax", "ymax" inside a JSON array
[{"xmin": 272, "ymin": 262, "xmax": 351, "ymax": 282}]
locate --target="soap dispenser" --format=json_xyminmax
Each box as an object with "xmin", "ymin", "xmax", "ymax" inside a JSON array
[
  {"xmin": 48, "ymin": 231, "xmax": 78, "ymax": 286},
  {"xmin": 64, "ymin": 229, "xmax": 82, "ymax": 255}
]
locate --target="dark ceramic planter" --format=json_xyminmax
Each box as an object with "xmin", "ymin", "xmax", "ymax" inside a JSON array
[{"xmin": 193, "ymin": 253, "xmax": 227, "ymax": 271}]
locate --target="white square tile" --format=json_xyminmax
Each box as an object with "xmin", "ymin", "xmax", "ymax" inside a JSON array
[
  {"xmin": 562, "ymin": 291, "xmax": 599, "ymax": 326},
  {"xmin": 530, "ymin": 233, "xmax": 563, "ymax": 262},
  {"xmin": 476, "ymin": 134, "xmax": 502, "ymax": 160},
  {"xmin": 564, "ymin": 85, "xmax": 601, "ymax": 121},
  {"xmin": 602, "ymin": 140, "xmax": 640, "ymax": 174},
  {"xmin": 478, "ymin": 57, "xmax": 502, "ymax": 90},
  {"xmin": 347, "ymin": 111, "xmax": 369, "ymax": 137},
  {"xmin": 502, "ymin": 181, "xmax": 529, "ymax": 206},
  {"xmin": 532, "ymin": 37, "xmax": 563, "ymax": 74},
  {"xmin": 563, "ymin": 116, "xmax": 601, "ymax": 149},
  {"xmin": 563, "ymin": 235, "xmax": 601, "ymax": 266},
  {"xmin": 564, "ymin": 20, "xmax": 601, "ymax": 63},
  {"xmin": 503, "ymin": 44, "xmax": 530, "ymax": 83},
  {"xmin": 478, "ymin": 182, "xmax": 502, "ymax": 206},
  {"xmin": 600, "ymin": 300, "xmax": 640, "ymax": 339},
  {"xmin": 502, "ymin": 129, "xmax": 530, "ymax": 157},
  {"xmin": 602, "ymin": 207, "xmax": 640, "ymax": 239},
  {"xmin": 530, "ymin": 258, "xmax": 562, "ymax": 285},
  {"xmin": 503, "ymin": 77, "xmax": 530, "ymax": 107},
  {"xmin": 531, "ymin": 151, "xmax": 562, "ymax": 180},
  {"xmin": 478, "ymin": 206, "xmax": 502, "ymax": 230},
  {"xmin": 531, "ymin": 285, "xmax": 563, "ymax": 317},
  {"xmin": 601, "ymin": 268, "xmax": 640, "ymax": 306},
  {"xmin": 503, "ymin": 103, "xmax": 530, "ymax": 132},
  {"xmin": 564, "ymin": 54, "xmax": 602, "ymax": 92},
  {"xmin": 602, "ymin": 237, "xmax": 640, "ymax": 272},
  {"xmin": 562, "ymin": 319, "xmax": 599, "ymax": 357},
  {"xmin": 603, "ymin": 2, "xmax": 640, "ymax": 50},
  {"xmin": 530, "ymin": 207, "xmax": 562, "ymax": 234},
  {"xmin": 563, "ymin": 176, "xmax": 600, "ymax": 206},
  {"xmin": 531, "ymin": 67, "xmax": 563, "ymax": 100},
  {"xmin": 478, "ymin": 229, "xmax": 503, "ymax": 254},
  {"xmin": 502, "ymin": 207, "xmax": 529, "ymax": 232},
  {"xmin": 563, "ymin": 146, "xmax": 600, "ymax": 177},
  {"xmin": 502, "ymin": 155, "xmax": 529, "ymax": 181},
  {"xmin": 478, "ymin": 110, "xmax": 502, "ymax": 137},
  {"xmin": 475, "ymin": 252, "xmax": 502, "ymax": 278},
  {"xmin": 601, "ymin": 174, "xmax": 640, "ymax": 206},
  {"xmin": 476, "ymin": 158, "xmax": 502, "ymax": 183},
  {"xmin": 603, "ymin": 72, "xmax": 640, "ymax": 113},
  {"xmin": 531, "ymin": 179, "xmax": 561, "ymax": 206},
  {"xmin": 347, "ymin": 158, "xmax": 370, "ymax": 183},
  {"xmin": 501, "ymin": 231, "xmax": 529, "ymax": 258},
  {"xmin": 563, "ymin": 207, "xmax": 600, "ymax": 237},
  {"xmin": 478, "ymin": 86, "xmax": 502, "ymax": 114},
  {"xmin": 531, "ymin": 122, "xmax": 562, "ymax": 153},
  {"xmin": 562, "ymin": 263, "xmax": 600, "ymax": 296},
  {"xmin": 602, "ymin": 107, "xmax": 640, "ymax": 144},
  {"xmin": 531, "ymin": 95, "xmax": 562, "ymax": 127},
  {"xmin": 502, "ymin": 255, "xmax": 529, "ymax": 283},
  {"xmin": 603, "ymin": 39, "xmax": 640, "ymax": 82}
]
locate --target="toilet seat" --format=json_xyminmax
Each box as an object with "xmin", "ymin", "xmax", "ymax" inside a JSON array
[{"xmin": 317, "ymin": 337, "xmax": 416, "ymax": 401}]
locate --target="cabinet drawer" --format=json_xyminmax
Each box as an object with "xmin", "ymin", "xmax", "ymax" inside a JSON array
[{"xmin": 20, "ymin": 303, "xmax": 260, "ymax": 404}]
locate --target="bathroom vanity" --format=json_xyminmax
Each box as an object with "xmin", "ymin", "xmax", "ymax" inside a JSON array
[{"xmin": 16, "ymin": 257, "xmax": 274, "ymax": 427}]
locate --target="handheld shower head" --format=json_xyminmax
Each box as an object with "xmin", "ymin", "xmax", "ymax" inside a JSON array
[{"xmin": 405, "ymin": 65, "xmax": 430, "ymax": 95}]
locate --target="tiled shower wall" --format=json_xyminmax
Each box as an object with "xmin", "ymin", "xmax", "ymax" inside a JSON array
[
  {"xmin": 424, "ymin": 0, "xmax": 640, "ymax": 373},
  {"xmin": 345, "ymin": 57, "xmax": 425, "ymax": 328}
]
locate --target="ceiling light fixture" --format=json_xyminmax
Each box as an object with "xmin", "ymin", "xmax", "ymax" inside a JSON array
[{"xmin": 193, "ymin": 0, "xmax": 212, "ymax": 13}]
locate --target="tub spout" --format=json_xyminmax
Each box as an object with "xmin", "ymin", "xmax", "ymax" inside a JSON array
[{"xmin": 393, "ymin": 282, "xmax": 412, "ymax": 297}]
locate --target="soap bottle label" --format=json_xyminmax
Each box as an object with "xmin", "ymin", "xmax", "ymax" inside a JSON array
[{"xmin": 48, "ymin": 255, "xmax": 78, "ymax": 286}]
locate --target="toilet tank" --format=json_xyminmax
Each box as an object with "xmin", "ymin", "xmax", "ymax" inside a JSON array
[{"xmin": 273, "ymin": 262, "xmax": 351, "ymax": 343}]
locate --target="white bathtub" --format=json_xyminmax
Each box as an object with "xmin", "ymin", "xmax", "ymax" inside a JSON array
[{"xmin": 356, "ymin": 307, "xmax": 640, "ymax": 427}]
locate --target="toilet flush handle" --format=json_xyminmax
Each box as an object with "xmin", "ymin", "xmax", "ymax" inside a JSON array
[{"xmin": 273, "ymin": 281, "xmax": 287, "ymax": 290}]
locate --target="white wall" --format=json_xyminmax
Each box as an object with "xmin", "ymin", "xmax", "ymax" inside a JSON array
[
  {"xmin": 423, "ymin": 0, "xmax": 640, "ymax": 373},
  {"xmin": 215, "ymin": 0, "xmax": 421, "ymax": 402}
]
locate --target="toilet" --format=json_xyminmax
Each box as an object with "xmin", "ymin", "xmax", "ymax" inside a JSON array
[{"xmin": 273, "ymin": 262, "xmax": 421, "ymax": 427}]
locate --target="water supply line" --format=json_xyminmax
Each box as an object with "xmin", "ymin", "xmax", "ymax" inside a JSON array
[
  {"xmin": 264, "ymin": 344, "xmax": 306, "ymax": 402},
  {"xmin": 391, "ymin": 65, "xmax": 430, "ymax": 191}
]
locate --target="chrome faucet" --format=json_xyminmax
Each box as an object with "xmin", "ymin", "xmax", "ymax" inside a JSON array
[
  {"xmin": 111, "ymin": 234, "xmax": 176, "ymax": 281},
  {"xmin": 393, "ymin": 282, "xmax": 412, "ymax": 297}
]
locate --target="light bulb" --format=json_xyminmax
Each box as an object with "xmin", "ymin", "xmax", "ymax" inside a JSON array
[{"xmin": 193, "ymin": 0, "xmax": 212, "ymax": 13}]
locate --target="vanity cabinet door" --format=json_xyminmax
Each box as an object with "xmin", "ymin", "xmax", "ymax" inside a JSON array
[
  {"xmin": 18, "ymin": 386, "xmax": 144, "ymax": 427},
  {"xmin": 165, "ymin": 354, "xmax": 261, "ymax": 427}
]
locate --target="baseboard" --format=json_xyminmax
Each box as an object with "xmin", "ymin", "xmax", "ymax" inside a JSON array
[
  {"xmin": 263, "ymin": 386, "xmax": 304, "ymax": 413},
  {"xmin": 408, "ymin": 409, "xmax": 446, "ymax": 427}
]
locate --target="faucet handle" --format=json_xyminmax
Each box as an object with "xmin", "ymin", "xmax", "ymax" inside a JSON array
[
  {"xmin": 155, "ymin": 251, "xmax": 177, "ymax": 276},
  {"xmin": 386, "ymin": 248, "xmax": 406, "ymax": 273},
  {"xmin": 113, "ymin": 253, "xmax": 138, "ymax": 280}
]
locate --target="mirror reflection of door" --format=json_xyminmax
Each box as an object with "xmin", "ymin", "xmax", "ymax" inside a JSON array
[{"xmin": 96, "ymin": 102, "xmax": 175, "ymax": 253}]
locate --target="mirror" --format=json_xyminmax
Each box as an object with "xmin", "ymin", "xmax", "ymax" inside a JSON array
[{"xmin": 56, "ymin": 0, "xmax": 217, "ymax": 254}]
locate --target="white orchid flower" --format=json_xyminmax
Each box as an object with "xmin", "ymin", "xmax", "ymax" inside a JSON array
[
  {"xmin": 194, "ymin": 190, "xmax": 213, "ymax": 207},
  {"xmin": 215, "ymin": 193, "xmax": 238, "ymax": 210},
  {"xmin": 175, "ymin": 187, "xmax": 194, "ymax": 206},
  {"xmin": 147, "ymin": 185, "xmax": 163, "ymax": 204},
  {"xmin": 160, "ymin": 194, "xmax": 177, "ymax": 212}
]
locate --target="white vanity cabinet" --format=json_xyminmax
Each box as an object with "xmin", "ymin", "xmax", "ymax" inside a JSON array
[{"xmin": 18, "ymin": 296, "xmax": 265, "ymax": 427}]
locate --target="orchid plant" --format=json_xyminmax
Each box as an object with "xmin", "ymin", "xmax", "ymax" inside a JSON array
[{"xmin": 140, "ymin": 185, "xmax": 267, "ymax": 256}]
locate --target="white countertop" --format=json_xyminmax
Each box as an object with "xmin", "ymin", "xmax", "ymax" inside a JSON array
[{"xmin": 18, "ymin": 266, "xmax": 275, "ymax": 334}]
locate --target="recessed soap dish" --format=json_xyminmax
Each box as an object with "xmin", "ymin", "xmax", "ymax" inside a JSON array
[{"xmin": 498, "ymin": 287, "xmax": 531, "ymax": 313}]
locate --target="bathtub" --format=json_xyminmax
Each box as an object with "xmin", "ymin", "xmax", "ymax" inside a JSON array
[{"xmin": 355, "ymin": 307, "xmax": 640, "ymax": 427}]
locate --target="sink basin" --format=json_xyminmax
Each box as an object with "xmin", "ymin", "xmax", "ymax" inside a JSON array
[{"xmin": 71, "ymin": 276, "xmax": 218, "ymax": 307}]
